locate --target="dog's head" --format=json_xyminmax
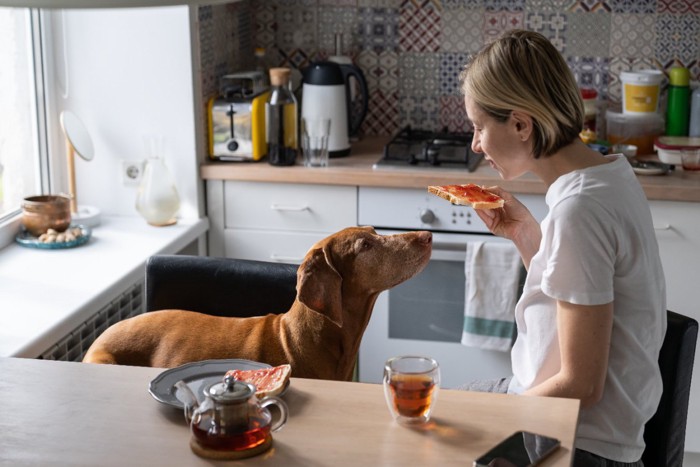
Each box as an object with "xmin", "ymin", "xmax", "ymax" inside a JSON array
[{"xmin": 297, "ymin": 226, "xmax": 432, "ymax": 327}]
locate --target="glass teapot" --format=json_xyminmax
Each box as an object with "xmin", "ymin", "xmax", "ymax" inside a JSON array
[{"xmin": 175, "ymin": 375, "xmax": 288, "ymax": 457}]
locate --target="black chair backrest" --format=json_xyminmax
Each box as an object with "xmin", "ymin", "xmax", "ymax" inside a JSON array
[
  {"xmin": 642, "ymin": 310, "xmax": 698, "ymax": 467},
  {"xmin": 145, "ymin": 255, "xmax": 298, "ymax": 317}
]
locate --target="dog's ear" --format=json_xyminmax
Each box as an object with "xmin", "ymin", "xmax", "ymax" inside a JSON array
[{"xmin": 298, "ymin": 247, "xmax": 343, "ymax": 328}]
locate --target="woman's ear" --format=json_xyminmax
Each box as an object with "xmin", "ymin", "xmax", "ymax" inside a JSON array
[{"xmin": 510, "ymin": 110, "xmax": 533, "ymax": 142}]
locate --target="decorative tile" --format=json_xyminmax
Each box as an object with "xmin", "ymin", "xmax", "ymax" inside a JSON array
[
  {"xmin": 658, "ymin": 0, "xmax": 700, "ymax": 14},
  {"xmin": 610, "ymin": 14, "xmax": 655, "ymax": 58},
  {"xmin": 568, "ymin": 1, "xmax": 612, "ymax": 12},
  {"xmin": 441, "ymin": 7, "xmax": 485, "ymax": 53},
  {"xmin": 399, "ymin": 0, "xmax": 442, "ymax": 53},
  {"xmin": 566, "ymin": 12, "xmax": 611, "ymax": 57},
  {"xmin": 358, "ymin": 0, "xmax": 403, "ymax": 7},
  {"xmin": 276, "ymin": 5, "xmax": 317, "ymax": 53},
  {"xmin": 357, "ymin": 7, "xmax": 400, "ymax": 52},
  {"xmin": 357, "ymin": 49, "xmax": 400, "ymax": 93},
  {"xmin": 320, "ymin": 0, "xmax": 357, "ymax": 5},
  {"xmin": 655, "ymin": 13, "xmax": 700, "ymax": 64},
  {"xmin": 525, "ymin": 12, "xmax": 567, "ymax": 52},
  {"xmin": 525, "ymin": 0, "xmax": 574, "ymax": 11},
  {"xmin": 399, "ymin": 95, "xmax": 441, "ymax": 131},
  {"xmin": 318, "ymin": 7, "xmax": 359, "ymax": 55},
  {"xmin": 364, "ymin": 90, "xmax": 400, "ymax": 135},
  {"xmin": 484, "ymin": 0, "xmax": 526, "ymax": 11},
  {"xmin": 609, "ymin": 0, "xmax": 656, "ymax": 14},
  {"xmin": 440, "ymin": 52, "xmax": 471, "ymax": 95},
  {"xmin": 566, "ymin": 56, "xmax": 610, "ymax": 99},
  {"xmin": 399, "ymin": 53, "xmax": 440, "ymax": 96},
  {"xmin": 440, "ymin": 95, "xmax": 470, "ymax": 133},
  {"xmin": 252, "ymin": 3, "xmax": 276, "ymax": 50},
  {"xmin": 483, "ymin": 11, "xmax": 525, "ymax": 43},
  {"xmin": 443, "ymin": 0, "xmax": 483, "ymax": 8}
]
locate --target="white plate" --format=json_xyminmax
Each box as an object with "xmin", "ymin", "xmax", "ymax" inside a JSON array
[{"xmin": 149, "ymin": 359, "xmax": 271, "ymax": 408}]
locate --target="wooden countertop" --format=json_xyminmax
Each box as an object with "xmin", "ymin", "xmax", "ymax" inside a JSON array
[
  {"xmin": 200, "ymin": 136, "xmax": 700, "ymax": 202},
  {"xmin": 0, "ymin": 357, "xmax": 579, "ymax": 466}
]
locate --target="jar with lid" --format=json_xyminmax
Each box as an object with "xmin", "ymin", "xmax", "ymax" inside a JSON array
[
  {"xmin": 666, "ymin": 67, "xmax": 690, "ymax": 136},
  {"xmin": 579, "ymin": 88, "xmax": 598, "ymax": 143},
  {"xmin": 266, "ymin": 68, "xmax": 298, "ymax": 166}
]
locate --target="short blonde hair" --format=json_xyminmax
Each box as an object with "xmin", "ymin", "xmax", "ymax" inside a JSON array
[{"xmin": 460, "ymin": 30, "xmax": 584, "ymax": 158}]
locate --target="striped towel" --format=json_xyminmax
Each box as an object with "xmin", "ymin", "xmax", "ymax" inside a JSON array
[{"xmin": 461, "ymin": 241, "xmax": 521, "ymax": 352}]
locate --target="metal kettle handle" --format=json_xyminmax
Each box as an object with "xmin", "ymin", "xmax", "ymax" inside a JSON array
[{"xmin": 339, "ymin": 64, "xmax": 369, "ymax": 137}]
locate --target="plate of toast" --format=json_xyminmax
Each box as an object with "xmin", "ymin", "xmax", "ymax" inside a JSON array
[{"xmin": 149, "ymin": 359, "xmax": 272, "ymax": 408}]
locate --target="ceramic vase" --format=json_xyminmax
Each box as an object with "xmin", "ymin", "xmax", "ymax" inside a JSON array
[{"xmin": 135, "ymin": 135, "xmax": 180, "ymax": 226}]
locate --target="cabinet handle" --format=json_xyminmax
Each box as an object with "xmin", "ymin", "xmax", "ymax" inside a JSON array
[
  {"xmin": 653, "ymin": 223, "xmax": 672, "ymax": 231},
  {"xmin": 269, "ymin": 254, "xmax": 303, "ymax": 263},
  {"xmin": 270, "ymin": 203, "xmax": 310, "ymax": 212}
]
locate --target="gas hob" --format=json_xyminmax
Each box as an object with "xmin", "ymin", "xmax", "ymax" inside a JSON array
[{"xmin": 373, "ymin": 126, "xmax": 483, "ymax": 171}]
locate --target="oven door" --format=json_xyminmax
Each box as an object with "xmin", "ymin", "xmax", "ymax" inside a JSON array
[{"xmin": 358, "ymin": 230, "xmax": 514, "ymax": 389}]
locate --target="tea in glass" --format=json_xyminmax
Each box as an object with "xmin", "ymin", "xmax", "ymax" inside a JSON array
[{"xmin": 383, "ymin": 356, "xmax": 440, "ymax": 425}]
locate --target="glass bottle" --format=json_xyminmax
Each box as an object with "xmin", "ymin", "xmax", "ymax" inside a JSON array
[
  {"xmin": 266, "ymin": 68, "xmax": 298, "ymax": 166},
  {"xmin": 135, "ymin": 134, "xmax": 181, "ymax": 226}
]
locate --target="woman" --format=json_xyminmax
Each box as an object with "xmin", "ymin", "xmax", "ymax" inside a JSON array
[{"xmin": 459, "ymin": 30, "xmax": 666, "ymax": 466}]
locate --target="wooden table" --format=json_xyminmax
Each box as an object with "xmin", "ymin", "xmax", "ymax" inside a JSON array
[{"xmin": 0, "ymin": 357, "xmax": 579, "ymax": 466}]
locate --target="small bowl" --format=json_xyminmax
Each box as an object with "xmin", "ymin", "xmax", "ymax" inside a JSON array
[
  {"xmin": 21, "ymin": 195, "xmax": 72, "ymax": 237},
  {"xmin": 612, "ymin": 144, "xmax": 638, "ymax": 159}
]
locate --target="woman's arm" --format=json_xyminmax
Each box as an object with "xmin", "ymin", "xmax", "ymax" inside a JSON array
[
  {"xmin": 473, "ymin": 187, "xmax": 542, "ymax": 269},
  {"xmin": 523, "ymin": 301, "xmax": 613, "ymax": 408}
]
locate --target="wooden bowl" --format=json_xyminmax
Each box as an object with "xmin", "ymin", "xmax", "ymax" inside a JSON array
[{"xmin": 21, "ymin": 195, "xmax": 72, "ymax": 237}]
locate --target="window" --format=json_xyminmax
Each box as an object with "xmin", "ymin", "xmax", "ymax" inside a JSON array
[{"xmin": 0, "ymin": 7, "xmax": 46, "ymax": 244}]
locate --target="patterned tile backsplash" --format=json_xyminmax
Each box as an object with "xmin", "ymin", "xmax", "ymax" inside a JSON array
[{"xmin": 198, "ymin": 0, "xmax": 700, "ymax": 136}]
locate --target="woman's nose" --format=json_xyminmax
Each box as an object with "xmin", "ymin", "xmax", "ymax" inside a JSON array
[{"xmin": 471, "ymin": 134, "xmax": 482, "ymax": 154}]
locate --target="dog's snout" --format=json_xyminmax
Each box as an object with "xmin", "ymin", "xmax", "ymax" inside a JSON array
[{"xmin": 416, "ymin": 231, "xmax": 432, "ymax": 245}]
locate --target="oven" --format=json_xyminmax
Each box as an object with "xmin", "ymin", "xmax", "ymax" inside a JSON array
[{"xmin": 357, "ymin": 185, "xmax": 548, "ymax": 389}]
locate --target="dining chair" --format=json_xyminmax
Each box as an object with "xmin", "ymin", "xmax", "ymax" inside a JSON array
[
  {"xmin": 145, "ymin": 255, "xmax": 298, "ymax": 317},
  {"xmin": 642, "ymin": 310, "xmax": 698, "ymax": 467}
]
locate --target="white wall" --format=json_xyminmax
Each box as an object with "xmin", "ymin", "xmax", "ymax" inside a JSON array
[{"xmin": 43, "ymin": 6, "xmax": 203, "ymax": 220}]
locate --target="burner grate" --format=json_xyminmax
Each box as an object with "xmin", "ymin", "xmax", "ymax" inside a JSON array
[{"xmin": 377, "ymin": 126, "xmax": 483, "ymax": 171}]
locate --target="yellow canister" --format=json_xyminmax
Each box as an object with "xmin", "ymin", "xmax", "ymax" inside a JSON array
[{"xmin": 620, "ymin": 70, "xmax": 663, "ymax": 114}]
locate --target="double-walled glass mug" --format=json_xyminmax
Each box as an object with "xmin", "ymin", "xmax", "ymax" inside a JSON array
[{"xmin": 383, "ymin": 355, "xmax": 440, "ymax": 425}]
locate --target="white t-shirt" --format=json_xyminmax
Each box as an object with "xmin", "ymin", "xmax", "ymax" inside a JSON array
[{"xmin": 508, "ymin": 155, "xmax": 666, "ymax": 462}]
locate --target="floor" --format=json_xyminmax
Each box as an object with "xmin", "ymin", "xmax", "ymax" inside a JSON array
[{"xmin": 686, "ymin": 452, "xmax": 700, "ymax": 466}]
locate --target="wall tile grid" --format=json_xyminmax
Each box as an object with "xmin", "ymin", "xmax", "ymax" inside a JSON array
[{"xmin": 200, "ymin": 0, "xmax": 700, "ymax": 138}]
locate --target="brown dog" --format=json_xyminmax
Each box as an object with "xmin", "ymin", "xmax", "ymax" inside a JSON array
[{"xmin": 83, "ymin": 226, "xmax": 432, "ymax": 381}]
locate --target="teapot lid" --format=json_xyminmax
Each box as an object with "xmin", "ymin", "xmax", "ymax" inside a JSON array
[{"xmin": 206, "ymin": 374, "xmax": 256, "ymax": 403}]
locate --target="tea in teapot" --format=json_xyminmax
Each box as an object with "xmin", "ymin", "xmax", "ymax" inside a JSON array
[{"xmin": 175, "ymin": 374, "xmax": 288, "ymax": 460}]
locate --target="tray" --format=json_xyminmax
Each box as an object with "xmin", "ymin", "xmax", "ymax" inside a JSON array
[{"xmin": 15, "ymin": 225, "xmax": 91, "ymax": 249}]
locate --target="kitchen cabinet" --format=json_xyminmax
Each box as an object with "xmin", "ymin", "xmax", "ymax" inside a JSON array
[
  {"xmin": 206, "ymin": 180, "xmax": 357, "ymax": 263},
  {"xmin": 650, "ymin": 200, "xmax": 700, "ymax": 452}
]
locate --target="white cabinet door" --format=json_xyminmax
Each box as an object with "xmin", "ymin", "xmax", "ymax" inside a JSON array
[
  {"xmin": 650, "ymin": 200, "xmax": 700, "ymax": 452},
  {"xmin": 224, "ymin": 229, "xmax": 329, "ymax": 264}
]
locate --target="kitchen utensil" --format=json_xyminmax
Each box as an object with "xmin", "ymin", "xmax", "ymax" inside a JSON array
[
  {"xmin": 208, "ymin": 72, "xmax": 270, "ymax": 161},
  {"xmin": 301, "ymin": 61, "xmax": 368, "ymax": 157},
  {"xmin": 175, "ymin": 373, "xmax": 288, "ymax": 460},
  {"xmin": 653, "ymin": 136, "xmax": 700, "ymax": 165},
  {"xmin": 301, "ymin": 117, "xmax": 331, "ymax": 167}
]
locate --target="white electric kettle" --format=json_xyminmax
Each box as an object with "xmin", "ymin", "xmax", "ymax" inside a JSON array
[{"xmin": 301, "ymin": 61, "xmax": 368, "ymax": 157}]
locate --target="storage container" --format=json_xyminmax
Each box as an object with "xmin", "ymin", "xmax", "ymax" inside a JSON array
[
  {"xmin": 653, "ymin": 136, "xmax": 700, "ymax": 165},
  {"xmin": 606, "ymin": 109, "xmax": 664, "ymax": 156},
  {"xmin": 620, "ymin": 70, "xmax": 664, "ymax": 114}
]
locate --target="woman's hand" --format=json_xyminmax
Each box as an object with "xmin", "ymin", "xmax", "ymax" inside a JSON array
[{"xmin": 474, "ymin": 187, "xmax": 542, "ymax": 269}]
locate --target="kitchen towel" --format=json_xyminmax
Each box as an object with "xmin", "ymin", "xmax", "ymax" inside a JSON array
[{"xmin": 461, "ymin": 241, "xmax": 521, "ymax": 352}]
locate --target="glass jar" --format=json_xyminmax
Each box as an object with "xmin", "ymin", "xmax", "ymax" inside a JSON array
[
  {"xmin": 135, "ymin": 135, "xmax": 181, "ymax": 226},
  {"xmin": 266, "ymin": 68, "xmax": 298, "ymax": 166}
]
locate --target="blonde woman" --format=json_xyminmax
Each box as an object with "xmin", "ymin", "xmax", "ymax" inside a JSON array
[{"xmin": 459, "ymin": 30, "xmax": 666, "ymax": 466}]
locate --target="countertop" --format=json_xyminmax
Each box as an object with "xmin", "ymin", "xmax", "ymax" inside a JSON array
[{"xmin": 200, "ymin": 136, "xmax": 700, "ymax": 202}]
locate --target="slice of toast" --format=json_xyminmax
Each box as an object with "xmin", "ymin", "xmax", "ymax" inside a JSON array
[{"xmin": 428, "ymin": 184, "xmax": 504, "ymax": 209}]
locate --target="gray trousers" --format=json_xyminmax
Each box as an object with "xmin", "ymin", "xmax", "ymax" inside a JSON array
[{"xmin": 459, "ymin": 378, "xmax": 643, "ymax": 467}]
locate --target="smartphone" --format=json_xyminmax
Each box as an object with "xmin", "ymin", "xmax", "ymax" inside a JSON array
[{"xmin": 473, "ymin": 431, "xmax": 561, "ymax": 467}]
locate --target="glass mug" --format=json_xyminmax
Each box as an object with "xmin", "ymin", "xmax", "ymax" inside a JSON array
[{"xmin": 383, "ymin": 355, "xmax": 440, "ymax": 425}]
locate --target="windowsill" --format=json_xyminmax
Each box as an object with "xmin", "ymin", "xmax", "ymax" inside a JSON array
[{"xmin": 0, "ymin": 215, "xmax": 209, "ymax": 358}]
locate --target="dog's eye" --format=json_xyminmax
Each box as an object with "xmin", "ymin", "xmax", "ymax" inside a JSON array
[{"xmin": 355, "ymin": 238, "xmax": 372, "ymax": 252}]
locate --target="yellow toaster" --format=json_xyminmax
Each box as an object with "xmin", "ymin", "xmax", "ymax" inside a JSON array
[{"xmin": 208, "ymin": 73, "xmax": 270, "ymax": 161}]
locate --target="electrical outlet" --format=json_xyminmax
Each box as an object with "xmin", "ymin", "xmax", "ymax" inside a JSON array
[{"xmin": 121, "ymin": 160, "xmax": 144, "ymax": 186}]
